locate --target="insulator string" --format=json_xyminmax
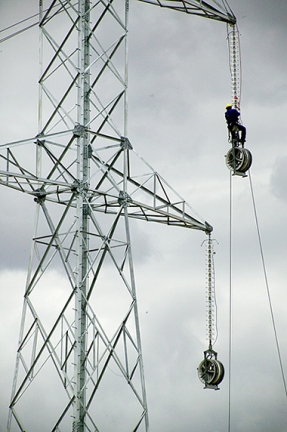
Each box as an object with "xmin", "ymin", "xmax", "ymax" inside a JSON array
[
  {"xmin": 226, "ymin": 24, "xmax": 241, "ymax": 111},
  {"xmin": 204, "ymin": 233, "xmax": 218, "ymax": 350}
]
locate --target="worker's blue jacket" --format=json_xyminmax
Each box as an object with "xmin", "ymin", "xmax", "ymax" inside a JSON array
[{"xmin": 225, "ymin": 108, "xmax": 240, "ymax": 124}]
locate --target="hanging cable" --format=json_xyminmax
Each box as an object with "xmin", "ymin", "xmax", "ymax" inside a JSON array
[
  {"xmin": 228, "ymin": 171, "xmax": 233, "ymax": 432},
  {"xmin": 0, "ymin": 2, "xmax": 77, "ymax": 44},
  {"xmin": 0, "ymin": 23, "xmax": 38, "ymax": 44},
  {"xmin": 228, "ymin": 170, "xmax": 287, "ymax": 432},
  {"xmin": 0, "ymin": 10, "xmax": 39, "ymax": 44},
  {"xmin": 0, "ymin": 12, "xmax": 39, "ymax": 35},
  {"xmin": 248, "ymin": 171, "xmax": 287, "ymax": 398}
]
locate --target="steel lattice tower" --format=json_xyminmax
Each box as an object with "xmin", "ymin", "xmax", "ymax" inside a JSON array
[{"xmin": 0, "ymin": 1, "xmax": 236, "ymax": 431}]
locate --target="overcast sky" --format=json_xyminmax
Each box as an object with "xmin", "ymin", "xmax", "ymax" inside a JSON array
[{"xmin": 0, "ymin": 0, "xmax": 287, "ymax": 431}]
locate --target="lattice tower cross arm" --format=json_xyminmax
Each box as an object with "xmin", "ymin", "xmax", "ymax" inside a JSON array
[{"xmin": 137, "ymin": 0, "xmax": 236, "ymax": 24}]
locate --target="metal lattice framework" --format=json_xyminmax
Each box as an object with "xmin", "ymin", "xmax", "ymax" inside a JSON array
[
  {"xmin": 0, "ymin": 1, "xmax": 235, "ymax": 431},
  {"xmin": 138, "ymin": 0, "xmax": 236, "ymax": 24}
]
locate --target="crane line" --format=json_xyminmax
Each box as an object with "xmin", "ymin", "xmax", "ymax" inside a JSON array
[
  {"xmin": 0, "ymin": 3, "xmax": 78, "ymax": 44},
  {"xmin": 227, "ymin": 171, "xmax": 233, "ymax": 432},
  {"xmin": 226, "ymin": 15, "xmax": 286, "ymax": 430},
  {"xmin": 227, "ymin": 170, "xmax": 287, "ymax": 432},
  {"xmin": 248, "ymin": 172, "xmax": 287, "ymax": 397}
]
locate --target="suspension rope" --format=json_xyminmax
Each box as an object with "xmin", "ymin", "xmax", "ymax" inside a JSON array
[
  {"xmin": 0, "ymin": 2, "xmax": 77, "ymax": 44},
  {"xmin": 228, "ymin": 170, "xmax": 233, "ymax": 432},
  {"xmin": 0, "ymin": 12, "xmax": 39, "ymax": 35},
  {"xmin": 0, "ymin": 22, "xmax": 38, "ymax": 44},
  {"xmin": 227, "ymin": 169, "xmax": 287, "ymax": 432},
  {"xmin": 0, "ymin": 9, "xmax": 40, "ymax": 44},
  {"xmin": 248, "ymin": 171, "xmax": 287, "ymax": 397}
]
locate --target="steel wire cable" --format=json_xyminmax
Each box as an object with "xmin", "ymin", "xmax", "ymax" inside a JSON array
[
  {"xmin": 228, "ymin": 170, "xmax": 233, "ymax": 432},
  {"xmin": 0, "ymin": 2, "xmax": 77, "ymax": 44},
  {"xmin": 0, "ymin": 22, "xmax": 38, "ymax": 44},
  {"xmin": 228, "ymin": 169, "xmax": 287, "ymax": 432},
  {"xmin": 0, "ymin": 10, "xmax": 39, "ymax": 44},
  {"xmin": 225, "ymin": 5, "xmax": 240, "ymax": 430},
  {"xmin": 248, "ymin": 171, "xmax": 287, "ymax": 398},
  {"xmin": 0, "ymin": 11, "xmax": 39, "ymax": 34}
]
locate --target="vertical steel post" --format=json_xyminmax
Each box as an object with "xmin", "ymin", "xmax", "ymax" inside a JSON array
[{"xmin": 73, "ymin": 1, "xmax": 90, "ymax": 430}]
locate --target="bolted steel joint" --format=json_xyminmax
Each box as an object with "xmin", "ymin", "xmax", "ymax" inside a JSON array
[
  {"xmin": 120, "ymin": 137, "xmax": 133, "ymax": 150},
  {"xmin": 83, "ymin": 203, "xmax": 90, "ymax": 216},
  {"xmin": 35, "ymin": 138, "xmax": 45, "ymax": 147},
  {"xmin": 33, "ymin": 186, "xmax": 47, "ymax": 203},
  {"xmin": 71, "ymin": 181, "xmax": 80, "ymax": 194},
  {"xmin": 73, "ymin": 124, "xmax": 86, "ymax": 137},
  {"xmin": 118, "ymin": 190, "xmax": 132, "ymax": 207},
  {"xmin": 71, "ymin": 181, "xmax": 89, "ymax": 195}
]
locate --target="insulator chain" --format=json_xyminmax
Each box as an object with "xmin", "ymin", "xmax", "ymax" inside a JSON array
[
  {"xmin": 198, "ymin": 235, "xmax": 224, "ymax": 391},
  {"xmin": 205, "ymin": 234, "xmax": 217, "ymax": 350},
  {"xmin": 225, "ymin": 24, "xmax": 253, "ymax": 177},
  {"xmin": 228, "ymin": 24, "xmax": 241, "ymax": 110}
]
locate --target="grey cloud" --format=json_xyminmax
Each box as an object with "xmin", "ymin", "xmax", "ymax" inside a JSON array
[{"xmin": 270, "ymin": 156, "xmax": 287, "ymax": 203}]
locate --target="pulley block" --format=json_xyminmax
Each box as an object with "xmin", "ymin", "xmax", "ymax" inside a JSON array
[
  {"xmin": 197, "ymin": 350, "xmax": 224, "ymax": 390},
  {"xmin": 225, "ymin": 147, "xmax": 252, "ymax": 176}
]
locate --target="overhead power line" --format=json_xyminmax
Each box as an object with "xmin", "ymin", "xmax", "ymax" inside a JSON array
[
  {"xmin": 0, "ymin": 2, "xmax": 77, "ymax": 44},
  {"xmin": 248, "ymin": 172, "xmax": 287, "ymax": 398},
  {"xmin": 0, "ymin": 10, "xmax": 38, "ymax": 44},
  {"xmin": 0, "ymin": 11, "xmax": 39, "ymax": 34},
  {"xmin": 0, "ymin": 22, "xmax": 38, "ymax": 44}
]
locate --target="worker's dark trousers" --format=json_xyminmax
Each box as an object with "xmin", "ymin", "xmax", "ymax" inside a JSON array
[{"xmin": 230, "ymin": 124, "xmax": 246, "ymax": 142}]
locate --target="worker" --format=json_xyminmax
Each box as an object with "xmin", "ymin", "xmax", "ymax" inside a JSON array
[{"xmin": 225, "ymin": 103, "xmax": 246, "ymax": 145}]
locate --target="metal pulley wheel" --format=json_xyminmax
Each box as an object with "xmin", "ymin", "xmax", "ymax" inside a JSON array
[
  {"xmin": 198, "ymin": 358, "xmax": 225, "ymax": 387},
  {"xmin": 225, "ymin": 147, "xmax": 252, "ymax": 174},
  {"xmin": 211, "ymin": 359, "xmax": 225, "ymax": 385}
]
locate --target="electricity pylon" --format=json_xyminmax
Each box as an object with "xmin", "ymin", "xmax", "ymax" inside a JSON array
[{"xmin": 0, "ymin": 1, "xmax": 235, "ymax": 431}]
